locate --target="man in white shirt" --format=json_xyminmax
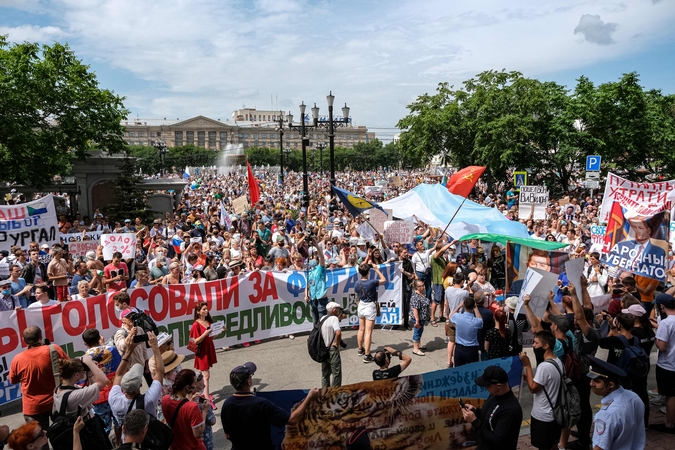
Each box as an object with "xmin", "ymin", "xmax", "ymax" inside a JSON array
[
  {"xmin": 651, "ymin": 293, "xmax": 675, "ymax": 434},
  {"xmin": 412, "ymin": 239, "xmax": 433, "ymax": 300},
  {"xmin": 320, "ymin": 302, "xmax": 343, "ymax": 388},
  {"xmin": 520, "ymin": 330, "xmax": 564, "ymax": 450},
  {"xmin": 27, "ymin": 285, "xmax": 58, "ymax": 308}
]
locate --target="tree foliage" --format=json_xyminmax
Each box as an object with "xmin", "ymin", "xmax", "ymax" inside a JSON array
[
  {"xmin": 397, "ymin": 70, "xmax": 675, "ymax": 196},
  {"xmin": 0, "ymin": 36, "xmax": 128, "ymax": 187},
  {"xmin": 105, "ymin": 156, "xmax": 155, "ymax": 222}
]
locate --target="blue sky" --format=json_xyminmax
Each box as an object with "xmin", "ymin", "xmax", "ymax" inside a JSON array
[{"xmin": 2, "ymin": 0, "xmax": 674, "ymax": 142}]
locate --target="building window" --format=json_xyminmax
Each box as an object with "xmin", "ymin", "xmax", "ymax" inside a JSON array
[
  {"xmin": 156, "ymin": 132, "xmax": 161, "ymax": 137},
  {"xmin": 138, "ymin": 132, "xmax": 145, "ymax": 137},
  {"xmin": 197, "ymin": 131, "xmax": 205, "ymax": 147},
  {"xmin": 220, "ymin": 131, "xmax": 227, "ymax": 148},
  {"xmin": 175, "ymin": 131, "xmax": 183, "ymax": 146},
  {"xmin": 238, "ymin": 133, "xmax": 243, "ymax": 138},
  {"xmin": 129, "ymin": 141, "xmax": 135, "ymax": 145},
  {"xmin": 253, "ymin": 133, "xmax": 258, "ymax": 138},
  {"xmin": 129, "ymin": 132, "xmax": 135, "ymax": 137},
  {"xmin": 208, "ymin": 131, "xmax": 216, "ymax": 148},
  {"xmin": 244, "ymin": 133, "xmax": 249, "ymax": 138},
  {"xmin": 186, "ymin": 131, "xmax": 194, "ymax": 145},
  {"xmin": 254, "ymin": 140, "xmax": 259, "ymax": 146},
  {"xmin": 261, "ymin": 133, "xmax": 267, "ymax": 138}
]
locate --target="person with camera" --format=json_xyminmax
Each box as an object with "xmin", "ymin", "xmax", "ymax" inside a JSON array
[
  {"xmin": 114, "ymin": 307, "xmax": 148, "ymax": 372},
  {"xmin": 305, "ymin": 236, "xmax": 328, "ymax": 323},
  {"xmin": 584, "ymin": 252, "xmax": 608, "ymax": 297},
  {"xmin": 9, "ymin": 326, "xmax": 69, "ymax": 447},
  {"xmin": 109, "ymin": 329, "xmax": 164, "ymax": 437},
  {"xmin": 190, "ymin": 302, "xmax": 219, "ymax": 410},
  {"xmin": 162, "ymin": 369, "xmax": 211, "ymax": 450},
  {"xmin": 372, "ymin": 346, "xmax": 412, "ymax": 380}
]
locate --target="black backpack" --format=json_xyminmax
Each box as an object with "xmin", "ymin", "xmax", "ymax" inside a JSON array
[
  {"xmin": 48, "ymin": 386, "xmax": 113, "ymax": 450},
  {"xmin": 307, "ymin": 316, "xmax": 330, "ymax": 363},
  {"xmin": 542, "ymin": 360, "xmax": 581, "ymax": 429},
  {"xmin": 616, "ymin": 335, "xmax": 650, "ymax": 378},
  {"xmin": 126, "ymin": 394, "xmax": 182, "ymax": 450}
]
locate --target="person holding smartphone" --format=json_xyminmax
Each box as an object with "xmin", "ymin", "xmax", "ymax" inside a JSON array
[{"xmin": 190, "ymin": 302, "xmax": 219, "ymax": 410}]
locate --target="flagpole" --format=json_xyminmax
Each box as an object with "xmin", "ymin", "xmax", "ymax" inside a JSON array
[{"xmin": 440, "ymin": 196, "xmax": 468, "ymax": 237}]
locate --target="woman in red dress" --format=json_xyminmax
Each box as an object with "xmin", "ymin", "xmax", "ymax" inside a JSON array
[{"xmin": 190, "ymin": 302, "xmax": 218, "ymax": 410}]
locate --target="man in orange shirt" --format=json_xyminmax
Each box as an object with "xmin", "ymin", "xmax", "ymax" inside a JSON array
[
  {"xmin": 9, "ymin": 326, "xmax": 68, "ymax": 440},
  {"xmin": 635, "ymin": 274, "xmax": 659, "ymax": 316}
]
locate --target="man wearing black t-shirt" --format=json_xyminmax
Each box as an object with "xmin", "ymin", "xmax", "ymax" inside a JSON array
[
  {"xmin": 222, "ymin": 362, "xmax": 319, "ymax": 449},
  {"xmin": 372, "ymin": 346, "xmax": 412, "ymax": 380}
]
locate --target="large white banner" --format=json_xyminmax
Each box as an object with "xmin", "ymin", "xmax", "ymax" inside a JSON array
[
  {"xmin": 101, "ymin": 233, "xmax": 137, "ymax": 260},
  {"xmin": 0, "ymin": 263, "xmax": 402, "ymax": 406},
  {"xmin": 0, "ymin": 195, "xmax": 59, "ymax": 251},
  {"xmin": 600, "ymin": 173, "xmax": 675, "ymax": 223}
]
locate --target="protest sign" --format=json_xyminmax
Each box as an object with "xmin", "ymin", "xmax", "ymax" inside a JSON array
[
  {"xmin": 0, "ymin": 195, "xmax": 59, "ymax": 251},
  {"xmin": 356, "ymin": 222, "xmax": 374, "ymax": 241},
  {"xmin": 391, "ymin": 176, "xmax": 403, "ymax": 186},
  {"xmin": 518, "ymin": 186, "xmax": 548, "ymax": 220},
  {"xmin": 60, "ymin": 231, "xmax": 103, "ymax": 244},
  {"xmin": 232, "ymin": 195, "xmax": 249, "ymax": 214},
  {"xmin": 69, "ymin": 241, "xmax": 99, "ymax": 258},
  {"xmin": 601, "ymin": 206, "xmax": 670, "ymax": 282},
  {"xmin": 670, "ymin": 220, "xmax": 675, "ymax": 248},
  {"xmin": 384, "ymin": 221, "xmax": 415, "ymax": 245},
  {"xmin": 506, "ymin": 244, "xmax": 569, "ymax": 290},
  {"xmin": 599, "ymin": 172, "xmax": 674, "ymax": 223},
  {"xmin": 101, "ymin": 233, "xmax": 137, "ymax": 260},
  {"xmin": 590, "ymin": 225, "xmax": 606, "ymax": 253},
  {"xmin": 259, "ymin": 356, "xmax": 522, "ymax": 450},
  {"xmin": 0, "ymin": 262, "xmax": 402, "ymax": 407},
  {"xmin": 368, "ymin": 208, "xmax": 391, "ymax": 234},
  {"xmin": 565, "ymin": 257, "xmax": 586, "ymax": 303},
  {"xmin": 591, "ymin": 294, "xmax": 613, "ymax": 314}
]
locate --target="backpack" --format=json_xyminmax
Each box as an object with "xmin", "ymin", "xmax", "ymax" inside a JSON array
[
  {"xmin": 307, "ymin": 316, "xmax": 331, "ymax": 363},
  {"xmin": 126, "ymin": 394, "xmax": 176, "ymax": 450},
  {"xmin": 560, "ymin": 338, "xmax": 581, "ymax": 381},
  {"xmin": 542, "ymin": 360, "xmax": 581, "ymax": 429},
  {"xmin": 48, "ymin": 386, "xmax": 113, "ymax": 450},
  {"xmin": 130, "ymin": 310, "xmax": 160, "ymax": 335},
  {"xmin": 616, "ymin": 335, "xmax": 650, "ymax": 378}
]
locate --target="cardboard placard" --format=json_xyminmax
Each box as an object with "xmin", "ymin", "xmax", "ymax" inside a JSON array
[
  {"xmin": 232, "ymin": 195, "xmax": 249, "ymax": 215},
  {"xmin": 384, "ymin": 221, "xmax": 415, "ymax": 245},
  {"xmin": 368, "ymin": 208, "xmax": 392, "ymax": 234}
]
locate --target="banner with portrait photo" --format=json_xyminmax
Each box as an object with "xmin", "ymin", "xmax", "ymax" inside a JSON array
[
  {"xmin": 259, "ymin": 356, "xmax": 523, "ymax": 450},
  {"xmin": 506, "ymin": 243, "xmax": 570, "ymax": 292},
  {"xmin": 601, "ymin": 200, "xmax": 670, "ymax": 282}
]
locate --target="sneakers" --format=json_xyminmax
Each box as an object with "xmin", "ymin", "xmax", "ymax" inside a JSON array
[
  {"xmin": 649, "ymin": 423, "xmax": 675, "ymax": 434},
  {"xmin": 357, "ymin": 348, "xmax": 365, "ymax": 356},
  {"xmin": 651, "ymin": 395, "xmax": 666, "ymax": 406},
  {"xmin": 363, "ymin": 354, "xmax": 374, "ymax": 363}
]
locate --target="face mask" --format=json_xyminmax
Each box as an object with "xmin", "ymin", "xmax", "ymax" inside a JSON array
[
  {"xmin": 670, "ymin": 251, "xmax": 673, "ymax": 257},
  {"xmin": 309, "ymin": 260, "xmax": 318, "ymax": 268},
  {"xmin": 533, "ymin": 347, "xmax": 546, "ymax": 365},
  {"xmin": 1, "ymin": 290, "xmax": 10, "ymax": 296},
  {"xmin": 157, "ymin": 252, "xmax": 164, "ymax": 258}
]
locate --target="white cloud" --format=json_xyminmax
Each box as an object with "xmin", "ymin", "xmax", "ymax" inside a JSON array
[
  {"xmin": 0, "ymin": 24, "xmax": 66, "ymax": 42},
  {"xmin": 574, "ymin": 14, "xmax": 619, "ymax": 45},
  {"xmin": 1, "ymin": 0, "xmax": 674, "ymax": 130}
]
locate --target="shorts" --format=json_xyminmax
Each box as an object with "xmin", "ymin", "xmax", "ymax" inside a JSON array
[
  {"xmin": 55, "ymin": 285, "xmax": 69, "ymax": 302},
  {"xmin": 445, "ymin": 322, "xmax": 456, "ymax": 342},
  {"xmin": 432, "ymin": 284, "xmax": 445, "ymax": 305},
  {"xmin": 530, "ymin": 416, "xmax": 562, "ymax": 449},
  {"xmin": 357, "ymin": 301, "xmax": 377, "ymax": 321},
  {"xmin": 656, "ymin": 365, "xmax": 675, "ymax": 397}
]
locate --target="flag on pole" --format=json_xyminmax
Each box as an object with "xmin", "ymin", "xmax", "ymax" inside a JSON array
[
  {"xmin": 441, "ymin": 174, "xmax": 447, "ymax": 187},
  {"xmin": 183, "ymin": 166, "xmax": 190, "ymax": 179},
  {"xmin": 247, "ymin": 161, "xmax": 260, "ymax": 205},
  {"xmin": 331, "ymin": 185, "xmax": 387, "ymax": 218},
  {"xmin": 446, "ymin": 166, "xmax": 486, "ymax": 197},
  {"xmin": 602, "ymin": 201, "xmax": 630, "ymax": 253},
  {"xmin": 219, "ymin": 199, "xmax": 228, "ymax": 228},
  {"xmin": 171, "ymin": 234, "xmax": 184, "ymax": 255}
]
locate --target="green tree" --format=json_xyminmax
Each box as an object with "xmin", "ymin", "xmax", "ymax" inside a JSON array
[
  {"xmin": 0, "ymin": 37, "xmax": 128, "ymax": 187},
  {"xmin": 106, "ymin": 156, "xmax": 154, "ymax": 222}
]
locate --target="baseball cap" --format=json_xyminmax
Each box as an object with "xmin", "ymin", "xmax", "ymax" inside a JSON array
[
  {"xmin": 124, "ymin": 219, "xmax": 131, "ymax": 223},
  {"xmin": 655, "ymin": 293, "xmax": 675, "ymax": 307},
  {"xmin": 230, "ymin": 362, "xmax": 257, "ymax": 389},
  {"xmin": 0, "ymin": 279, "xmax": 12, "ymax": 287},
  {"xmin": 40, "ymin": 244, "xmax": 50, "ymax": 249},
  {"xmin": 474, "ymin": 365, "xmax": 508, "ymax": 387},
  {"xmin": 121, "ymin": 308, "xmax": 137, "ymax": 319},
  {"xmin": 120, "ymin": 363, "xmax": 144, "ymax": 392},
  {"xmin": 549, "ymin": 314, "xmax": 570, "ymax": 333},
  {"xmin": 621, "ymin": 304, "xmax": 646, "ymax": 317}
]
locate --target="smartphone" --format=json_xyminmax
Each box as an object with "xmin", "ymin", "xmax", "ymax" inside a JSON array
[
  {"xmin": 458, "ymin": 398, "xmax": 466, "ymax": 409},
  {"xmin": 133, "ymin": 334, "xmax": 149, "ymax": 343}
]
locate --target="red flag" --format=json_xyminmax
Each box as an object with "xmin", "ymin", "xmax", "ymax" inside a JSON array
[
  {"xmin": 247, "ymin": 162, "xmax": 260, "ymax": 205},
  {"xmin": 446, "ymin": 166, "xmax": 486, "ymax": 197},
  {"xmin": 603, "ymin": 201, "xmax": 629, "ymax": 253}
]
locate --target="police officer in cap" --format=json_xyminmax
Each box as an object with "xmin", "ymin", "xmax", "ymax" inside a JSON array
[{"xmin": 587, "ymin": 355, "xmax": 645, "ymax": 450}]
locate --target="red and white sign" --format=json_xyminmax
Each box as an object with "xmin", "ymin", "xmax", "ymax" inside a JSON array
[
  {"xmin": 69, "ymin": 241, "xmax": 99, "ymax": 258},
  {"xmin": 384, "ymin": 220, "xmax": 415, "ymax": 245},
  {"xmin": 101, "ymin": 233, "xmax": 137, "ymax": 260},
  {"xmin": 600, "ymin": 173, "xmax": 674, "ymax": 222}
]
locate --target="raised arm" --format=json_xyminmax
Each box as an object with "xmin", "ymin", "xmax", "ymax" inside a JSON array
[
  {"xmin": 523, "ymin": 295, "xmax": 543, "ymax": 333},
  {"xmin": 568, "ymin": 283, "xmax": 591, "ymax": 336}
]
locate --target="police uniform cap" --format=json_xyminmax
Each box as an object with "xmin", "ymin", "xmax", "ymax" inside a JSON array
[{"xmin": 587, "ymin": 355, "xmax": 626, "ymax": 380}]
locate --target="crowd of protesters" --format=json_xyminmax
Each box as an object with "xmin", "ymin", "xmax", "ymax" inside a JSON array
[{"xmin": 0, "ymin": 166, "xmax": 674, "ymax": 449}]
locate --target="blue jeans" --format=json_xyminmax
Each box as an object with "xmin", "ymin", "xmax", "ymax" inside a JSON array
[
  {"xmin": 415, "ymin": 271, "xmax": 432, "ymax": 300},
  {"xmin": 410, "ymin": 317, "xmax": 425, "ymax": 343},
  {"xmin": 310, "ymin": 297, "xmax": 328, "ymax": 323}
]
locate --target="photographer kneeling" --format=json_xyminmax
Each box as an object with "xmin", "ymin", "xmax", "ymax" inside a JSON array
[{"xmin": 372, "ymin": 346, "xmax": 412, "ymax": 380}]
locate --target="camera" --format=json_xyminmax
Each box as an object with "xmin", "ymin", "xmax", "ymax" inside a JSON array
[
  {"xmin": 133, "ymin": 334, "xmax": 149, "ymax": 343},
  {"xmin": 560, "ymin": 287, "xmax": 570, "ymax": 296}
]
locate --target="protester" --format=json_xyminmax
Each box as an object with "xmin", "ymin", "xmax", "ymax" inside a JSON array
[
  {"xmin": 449, "ymin": 295, "xmax": 483, "ymax": 366},
  {"xmin": 0, "ymin": 279, "xmax": 21, "ymax": 311},
  {"xmin": 398, "ymin": 245, "xmax": 414, "ymax": 330},
  {"xmin": 9, "ymin": 326, "xmax": 68, "ymax": 438},
  {"xmin": 355, "ymin": 262, "xmax": 386, "ymax": 363},
  {"xmin": 651, "ymin": 293, "xmax": 675, "ymax": 434},
  {"xmin": 161, "ymin": 369, "xmax": 210, "ymax": 450},
  {"xmin": 115, "ymin": 409, "xmax": 150, "ymax": 450},
  {"xmin": 321, "ymin": 302, "xmax": 344, "ymax": 387},
  {"xmin": 484, "ymin": 309, "xmax": 511, "ymax": 360},
  {"xmin": 222, "ymin": 362, "xmax": 319, "ymax": 449},
  {"xmin": 104, "ymin": 251, "xmax": 130, "ymax": 293},
  {"xmin": 305, "ymin": 236, "xmax": 328, "ymax": 323},
  {"xmin": 190, "ymin": 302, "xmax": 219, "ymax": 410},
  {"xmin": 444, "ymin": 272, "xmax": 468, "ymax": 367},
  {"xmin": 410, "ymin": 280, "xmax": 431, "ymax": 356},
  {"xmin": 6, "ymin": 421, "xmax": 50, "ymax": 450},
  {"xmin": 8, "ymin": 264, "xmax": 32, "ymax": 308},
  {"xmin": 461, "ymin": 365, "xmax": 523, "ymax": 450},
  {"xmin": 372, "ymin": 346, "xmax": 412, "ymax": 380},
  {"xmin": 28, "ymin": 285, "xmax": 58, "ymax": 308},
  {"xmin": 46, "ymin": 247, "xmax": 69, "ymax": 302}
]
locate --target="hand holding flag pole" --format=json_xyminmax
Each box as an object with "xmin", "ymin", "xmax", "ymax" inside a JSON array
[{"xmin": 440, "ymin": 166, "xmax": 486, "ymax": 237}]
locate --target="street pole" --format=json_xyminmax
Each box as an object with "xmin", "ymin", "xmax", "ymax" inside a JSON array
[
  {"xmin": 278, "ymin": 112, "xmax": 285, "ymax": 184},
  {"xmin": 300, "ymin": 103, "xmax": 309, "ymax": 208},
  {"xmin": 327, "ymin": 97, "xmax": 336, "ymax": 186}
]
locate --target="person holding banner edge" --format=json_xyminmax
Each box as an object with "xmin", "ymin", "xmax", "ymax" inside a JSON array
[{"xmin": 305, "ymin": 236, "xmax": 328, "ymax": 324}]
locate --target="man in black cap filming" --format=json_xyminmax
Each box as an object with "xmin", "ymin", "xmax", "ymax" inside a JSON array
[
  {"xmin": 587, "ymin": 355, "xmax": 645, "ymax": 449},
  {"xmin": 460, "ymin": 365, "xmax": 522, "ymax": 450},
  {"xmin": 221, "ymin": 362, "xmax": 318, "ymax": 450}
]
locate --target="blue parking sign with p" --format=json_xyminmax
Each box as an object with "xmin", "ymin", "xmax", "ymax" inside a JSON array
[{"xmin": 586, "ymin": 155, "xmax": 601, "ymax": 172}]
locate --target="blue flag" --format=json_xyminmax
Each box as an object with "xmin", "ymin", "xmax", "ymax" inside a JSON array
[{"xmin": 331, "ymin": 185, "xmax": 387, "ymax": 218}]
